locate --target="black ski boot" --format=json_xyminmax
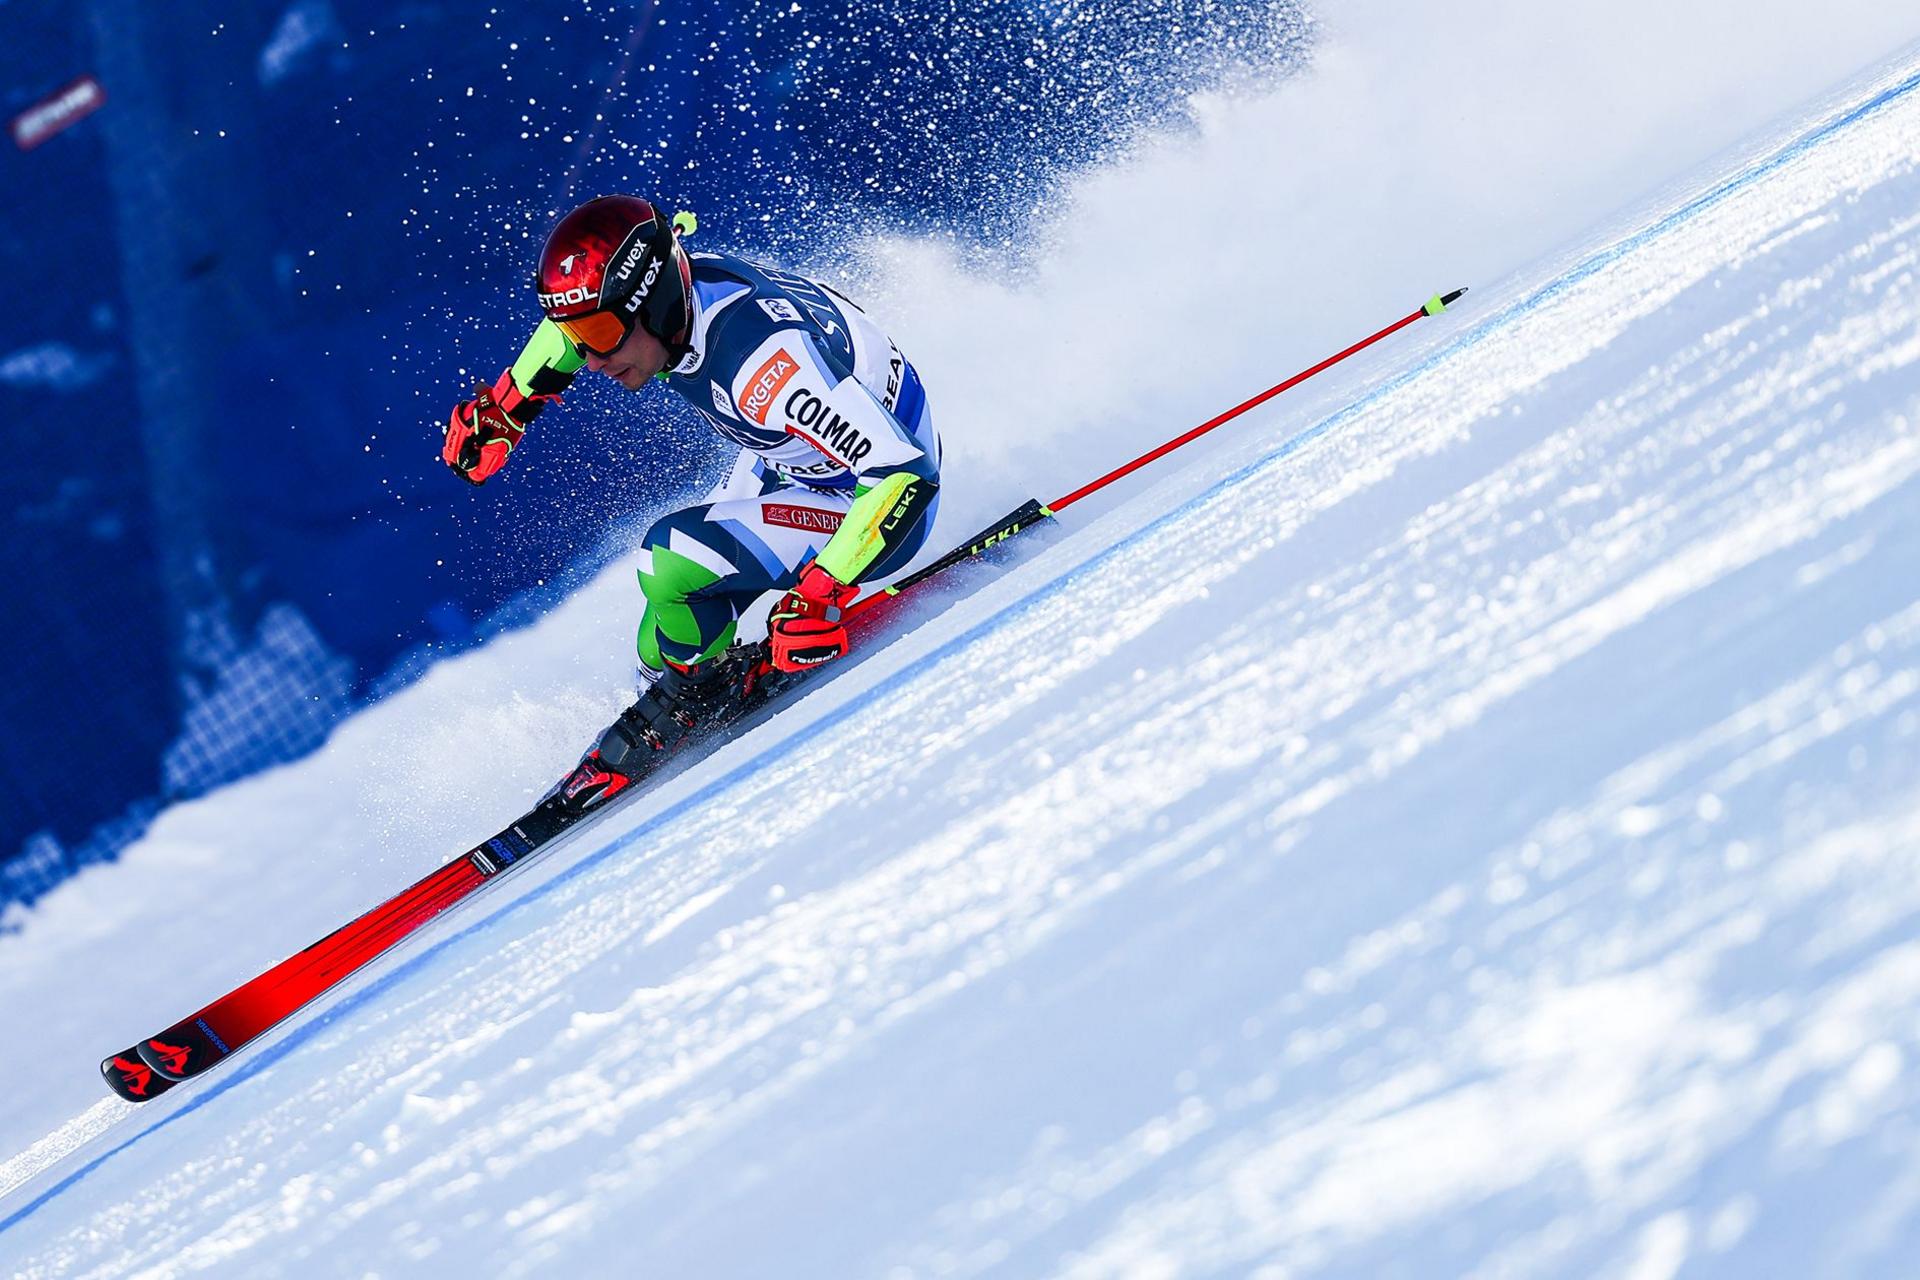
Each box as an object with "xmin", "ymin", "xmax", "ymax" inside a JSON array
[
  {"xmin": 547, "ymin": 650, "xmax": 762, "ymax": 813},
  {"xmin": 625, "ymin": 658, "xmax": 744, "ymax": 750}
]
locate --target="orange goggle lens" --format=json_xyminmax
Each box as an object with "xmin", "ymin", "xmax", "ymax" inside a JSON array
[{"xmin": 553, "ymin": 309, "xmax": 632, "ymax": 356}]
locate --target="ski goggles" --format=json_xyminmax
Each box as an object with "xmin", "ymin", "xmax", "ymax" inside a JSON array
[{"xmin": 552, "ymin": 308, "xmax": 633, "ymax": 357}]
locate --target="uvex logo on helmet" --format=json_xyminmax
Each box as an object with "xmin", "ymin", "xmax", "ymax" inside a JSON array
[
  {"xmin": 624, "ymin": 257, "xmax": 665, "ymax": 313},
  {"xmin": 607, "ymin": 223, "xmax": 666, "ymax": 313},
  {"xmin": 610, "ymin": 226, "xmax": 655, "ymax": 285}
]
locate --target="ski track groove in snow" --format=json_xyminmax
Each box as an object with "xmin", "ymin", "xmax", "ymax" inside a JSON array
[{"xmin": 6, "ymin": 48, "xmax": 1920, "ymax": 1280}]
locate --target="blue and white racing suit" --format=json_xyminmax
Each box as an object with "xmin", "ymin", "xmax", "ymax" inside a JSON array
[{"xmin": 500, "ymin": 251, "xmax": 942, "ymax": 674}]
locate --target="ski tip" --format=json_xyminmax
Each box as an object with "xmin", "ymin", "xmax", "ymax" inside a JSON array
[
  {"xmin": 138, "ymin": 1022, "xmax": 227, "ymax": 1083},
  {"xmin": 100, "ymin": 1048, "xmax": 176, "ymax": 1103}
]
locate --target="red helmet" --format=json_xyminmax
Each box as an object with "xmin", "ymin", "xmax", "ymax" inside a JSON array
[{"xmin": 536, "ymin": 195, "xmax": 693, "ymax": 356}]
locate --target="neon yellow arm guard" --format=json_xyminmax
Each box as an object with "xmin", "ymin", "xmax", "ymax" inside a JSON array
[
  {"xmin": 814, "ymin": 472, "xmax": 937, "ymax": 585},
  {"xmin": 509, "ymin": 319, "xmax": 587, "ymax": 399}
]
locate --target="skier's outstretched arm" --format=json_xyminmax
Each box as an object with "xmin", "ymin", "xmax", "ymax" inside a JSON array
[{"xmin": 440, "ymin": 320, "xmax": 583, "ymax": 485}]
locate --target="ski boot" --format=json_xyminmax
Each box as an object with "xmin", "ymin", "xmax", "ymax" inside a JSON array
[{"xmin": 547, "ymin": 649, "xmax": 765, "ymax": 814}]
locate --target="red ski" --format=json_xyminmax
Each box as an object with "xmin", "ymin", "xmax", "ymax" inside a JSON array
[
  {"xmin": 100, "ymin": 779, "xmax": 582, "ymax": 1099},
  {"xmin": 97, "ymin": 649, "xmax": 775, "ymax": 1102}
]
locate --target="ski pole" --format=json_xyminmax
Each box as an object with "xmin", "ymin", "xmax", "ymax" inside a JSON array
[{"xmin": 848, "ymin": 287, "xmax": 1467, "ymax": 620}]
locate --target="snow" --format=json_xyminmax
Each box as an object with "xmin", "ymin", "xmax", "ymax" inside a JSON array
[{"xmin": 7, "ymin": 7, "xmax": 1920, "ymax": 1277}]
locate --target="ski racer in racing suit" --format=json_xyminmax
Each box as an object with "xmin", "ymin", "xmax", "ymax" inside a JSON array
[{"xmin": 440, "ymin": 196, "xmax": 941, "ymax": 735}]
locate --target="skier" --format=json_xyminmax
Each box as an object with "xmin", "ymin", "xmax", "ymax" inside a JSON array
[{"xmin": 440, "ymin": 195, "xmax": 941, "ymax": 789}]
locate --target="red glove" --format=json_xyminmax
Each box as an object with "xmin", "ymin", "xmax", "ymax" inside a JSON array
[
  {"xmin": 443, "ymin": 369, "xmax": 546, "ymax": 485},
  {"xmin": 769, "ymin": 563, "xmax": 859, "ymax": 673}
]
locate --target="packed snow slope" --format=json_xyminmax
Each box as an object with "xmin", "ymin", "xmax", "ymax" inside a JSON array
[{"xmin": 10, "ymin": 38, "xmax": 1920, "ymax": 1280}]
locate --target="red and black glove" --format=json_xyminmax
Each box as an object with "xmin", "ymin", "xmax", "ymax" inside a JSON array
[
  {"xmin": 443, "ymin": 369, "xmax": 549, "ymax": 485},
  {"xmin": 769, "ymin": 562, "xmax": 859, "ymax": 673}
]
